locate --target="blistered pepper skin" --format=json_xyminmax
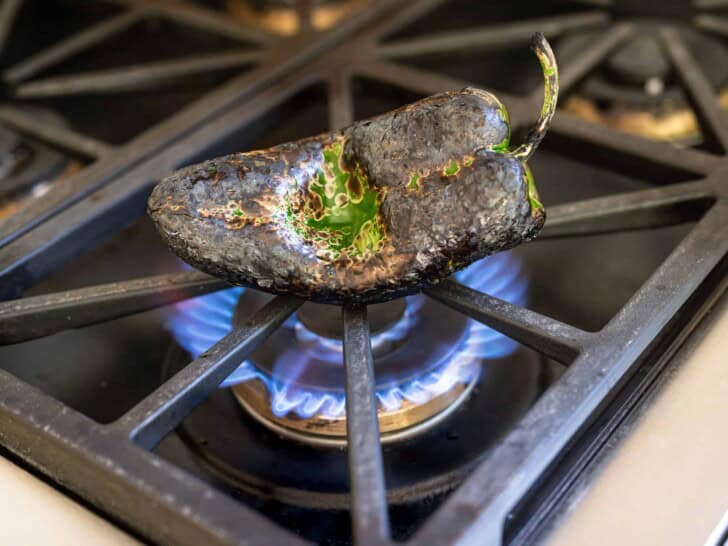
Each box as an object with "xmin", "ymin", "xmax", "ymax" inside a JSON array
[{"xmin": 148, "ymin": 34, "xmax": 557, "ymax": 304}]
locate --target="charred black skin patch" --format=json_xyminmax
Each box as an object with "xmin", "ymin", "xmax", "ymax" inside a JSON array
[{"xmin": 148, "ymin": 34, "xmax": 557, "ymax": 304}]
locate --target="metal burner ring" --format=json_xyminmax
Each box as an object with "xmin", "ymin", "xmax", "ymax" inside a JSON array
[{"xmin": 231, "ymin": 372, "xmax": 478, "ymax": 448}]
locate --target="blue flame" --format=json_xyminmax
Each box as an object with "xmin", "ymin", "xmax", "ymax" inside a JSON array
[{"xmin": 168, "ymin": 252, "xmax": 527, "ymax": 419}]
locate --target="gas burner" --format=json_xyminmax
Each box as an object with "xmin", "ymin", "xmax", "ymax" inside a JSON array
[
  {"xmin": 169, "ymin": 252, "xmax": 526, "ymax": 446},
  {"xmin": 230, "ymin": 293, "xmax": 480, "ymax": 446},
  {"xmin": 559, "ymin": 25, "xmax": 728, "ymax": 108},
  {"xmin": 559, "ymin": 22, "xmax": 728, "ymax": 143}
]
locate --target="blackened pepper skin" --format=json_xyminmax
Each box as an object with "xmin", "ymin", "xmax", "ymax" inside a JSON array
[{"xmin": 148, "ymin": 33, "xmax": 558, "ymax": 304}]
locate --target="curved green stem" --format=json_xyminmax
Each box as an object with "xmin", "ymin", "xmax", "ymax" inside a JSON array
[{"xmin": 512, "ymin": 32, "xmax": 559, "ymax": 161}]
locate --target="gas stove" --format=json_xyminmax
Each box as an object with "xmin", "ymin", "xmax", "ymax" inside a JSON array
[{"xmin": 0, "ymin": 1, "xmax": 727, "ymax": 546}]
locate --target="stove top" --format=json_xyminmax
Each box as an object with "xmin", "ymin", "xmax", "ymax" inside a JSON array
[{"xmin": 0, "ymin": 1, "xmax": 727, "ymax": 545}]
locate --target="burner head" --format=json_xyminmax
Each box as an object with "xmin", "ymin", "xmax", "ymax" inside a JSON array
[{"xmin": 169, "ymin": 252, "xmax": 527, "ymax": 447}]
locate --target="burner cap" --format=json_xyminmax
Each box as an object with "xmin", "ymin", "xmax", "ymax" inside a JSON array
[
  {"xmin": 607, "ymin": 35, "xmax": 668, "ymax": 86},
  {"xmin": 296, "ymin": 299, "xmax": 406, "ymax": 339}
]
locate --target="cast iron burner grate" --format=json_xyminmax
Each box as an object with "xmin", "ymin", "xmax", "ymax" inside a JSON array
[{"xmin": 0, "ymin": 1, "xmax": 727, "ymax": 545}]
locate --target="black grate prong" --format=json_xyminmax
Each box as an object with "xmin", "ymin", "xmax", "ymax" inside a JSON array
[
  {"xmin": 114, "ymin": 295, "xmax": 302, "ymax": 449},
  {"xmin": 531, "ymin": 22, "xmax": 632, "ymax": 103},
  {"xmin": 152, "ymin": 0, "xmax": 276, "ymax": 46},
  {"xmin": 378, "ymin": 12, "xmax": 609, "ymax": 60},
  {"xmin": 2, "ymin": 8, "xmax": 146, "ymax": 85},
  {"xmin": 343, "ymin": 304, "xmax": 391, "ymax": 546},
  {"xmin": 695, "ymin": 13, "xmax": 728, "ymax": 39},
  {"xmin": 0, "ymin": 271, "xmax": 228, "ymax": 344},
  {"xmin": 548, "ymin": 110, "xmax": 721, "ymax": 180},
  {"xmin": 369, "ymin": 0, "xmax": 449, "ymax": 42},
  {"xmin": 540, "ymin": 178, "xmax": 716, "ymax": 239},
  {"xmin": 0, "ymin": 106, "xmax": 112, "ymax": 159},
  {"xmin": 13, "ymin": 49, "xmax": 264, "ymax": 99},
  {"xmin": 0, "ymin": 0, "xmax": 22, "ymax": 53},
  {"xmin": 327, "ymin": 71, "xmax": 354, "ymax": 130},
  {"xmin": 426, "ymin": 279, "xmax": 587, "ymax": 363}
]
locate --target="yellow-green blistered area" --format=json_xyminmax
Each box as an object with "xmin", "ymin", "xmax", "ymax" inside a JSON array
[
  {"xmin": 523, "ymin": 164, "xmax": 544, "ymax": 215},
  {"xmin": 287, "ymin": 139, "xmax": 385, "ymax": 262}
]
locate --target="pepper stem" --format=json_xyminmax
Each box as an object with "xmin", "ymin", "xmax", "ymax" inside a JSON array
[{"xmin": 512, "ymin": 33, "xmax": 559, "ymax": 161}]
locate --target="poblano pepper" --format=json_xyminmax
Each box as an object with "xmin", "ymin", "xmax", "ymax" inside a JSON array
[{"xmin": 148, "ymin": 33, "xmax": 558, "ymax": 304}]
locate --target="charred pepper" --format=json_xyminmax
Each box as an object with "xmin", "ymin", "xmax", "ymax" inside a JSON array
[{"xmin": 148, "ymin": 33, "xmax": 558, "ymax": 304}]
